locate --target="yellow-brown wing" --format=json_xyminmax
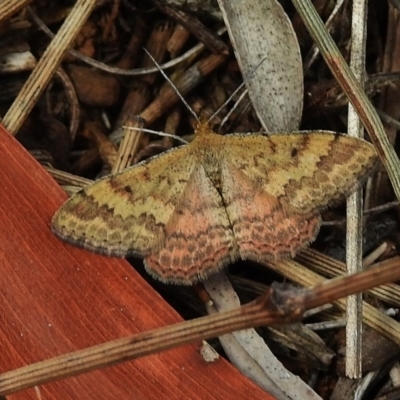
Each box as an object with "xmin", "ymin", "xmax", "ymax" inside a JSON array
[
  {"xmin": 219, "ymin": 131, "xmax": 378, "ymax": 262},
  {"xmin": 51, "ymin": 145, "xmax": 197, "ymax": 257},
  {"xmin": 222, "ymin": 131, "xmax": 378, "ymax": 214}
]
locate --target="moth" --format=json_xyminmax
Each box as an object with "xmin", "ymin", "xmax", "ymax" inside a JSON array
[{"xmin": 52, "ymin": 120, "xmax": 378, "ymax": 285}]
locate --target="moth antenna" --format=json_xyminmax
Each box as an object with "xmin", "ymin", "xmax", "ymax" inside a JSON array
[
  {"xmin": 143, "ymin": 48, "xmax": 200, "ymax": 123},
  {"xmin": 208, "ymin": 81, "xmax": 247, "ymax": 124},
  {"xmin": 216, "ymin": 86, "xmax": 248, "ymax": 131},
  {"xmin": 208, "ymin": 56, "xmax": 268, "ymax": 126},
  {"xmin": 123, "ymin": 126, "xmax": 188, "ymax": 144}
]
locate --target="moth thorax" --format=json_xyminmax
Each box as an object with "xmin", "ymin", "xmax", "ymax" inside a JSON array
[{"xmin": 203, "ymin": 156, "xmax": 223, "ymax": 193}]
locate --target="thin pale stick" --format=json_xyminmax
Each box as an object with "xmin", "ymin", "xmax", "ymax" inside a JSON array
[
  {"xmin": 363, "ymin": 243, "xmax": 388, "ymax": 268},
  {"xmin": 0, "ymin": 0, "xmax": 30, "ymax": 21},
  {"xmin": 3, "ymin": 1, "xmax": 97, "ymax": 134},
  {"xmin": 44, "ymin": 167, "xmax": 92, "ymax": 188},
  {"xmin": 345, "ymin": 0, "xmax": 368, "ymax": 378}
]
